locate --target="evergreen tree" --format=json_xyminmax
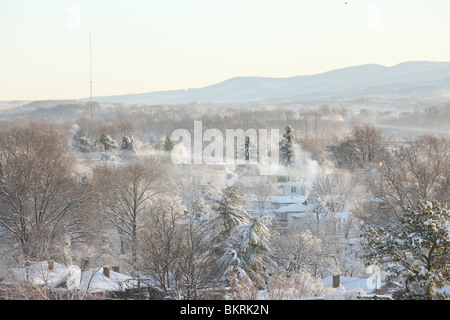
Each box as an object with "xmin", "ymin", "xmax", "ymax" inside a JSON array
[
  {"xmin": 237, "ymin": 136, "xmax": 261, "ymax": 163},
  {"xmin": 234, "ymin": 215, "xmax": 273, "ymax": 272},
  {"xmin": 163, "ymin": 135, "xmax": 175, "ymax": 152},
  {"xmin": 216, "ymin": 185, "xmax": 250, "ymax": 235},
  {"xmin": 73, "ymin": 130, "xmax": 95, "ymax": 152},
  {"xmin": 121, "ymin": 135, "xmax": 135, "ymax": 150},
  {"xmin": 215, "ymin": 186, "xmax": 250, "ymax": 282},
  {"xmin": 280, "ymin": 125, "xmax": 296, "ymax": 166},
  {"xmin": 215, "ymin": 185, "xmax": 273, "ymax": 287},
  {"xmin": 363, "ymin": 200, "xmax": 450, "ymax": 300},
  {"xmin": 97, "ymin": 134, "xmax": 118, "ymax": 151},
  {"xmin": 244, "ymin": 136, "xmax": 251, "ymax": 162}
]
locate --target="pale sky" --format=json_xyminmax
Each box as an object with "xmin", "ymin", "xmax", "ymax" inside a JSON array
[{"xmin": 1, "ymin": 0, "xmax": 449, "ymax": 101}]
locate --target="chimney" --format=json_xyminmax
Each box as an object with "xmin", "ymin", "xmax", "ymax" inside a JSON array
[
  {"xmin": 332, "ymin": 275, "xmax": 340, "ymax": 288},
  {"xmin": 103, "ymin": 266, "xmax": 110, "ymax": 278},
  {"xmin": 81, "ymin": 259, "xmax": 89, "ymax": 272},
  {"xmin": 112, "ymin": 265, "xmax": 120, "ymax": 273},
  {"xmin": 48, "ymin": 260, "xmax": 54, "ymax": 271}
]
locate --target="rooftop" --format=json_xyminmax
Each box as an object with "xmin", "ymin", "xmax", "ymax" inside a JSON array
[{"xmin": 1, "ymin": 260, "xmax": 132, "ymax": 294}]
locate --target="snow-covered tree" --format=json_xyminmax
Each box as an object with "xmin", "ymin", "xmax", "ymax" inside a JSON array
[
  {"xmin": 363, "ymin": 200, "xmax": 450, "ymax": 299},
  {"xmin": 121, "ymin": 135, "xmax": 135, "ymax": 150},
  {"xmin": 280, "ymin": 125, "xmax": 296, "ymax": 166},
  {"xmin": 219, "ymin": 216, "xmax": 273, "ymax": 293},
  {"xmin": 215, "ymin": 185, "xmax": 251, "ymax": 235},
  {"xmin": 366, "ymin": 135, "xmax": 450, "ymax": 226},
  {"xmin": 0, "ymin": 126, "xmax": 91, "ymax": 261},
  {"xmin": 73, "ymin": 130, "xmax": 95, "ymax": 152},
  {"xmin": 172, "ymin": 164, "xmax": 225, "ymax": 217},
  {"xmin": 271, "ymin": 229, "xmax": 323, "ymax": 276},
  {"xmin": 233, "ymin": 215, "xmax": 273, "ymax": 274},
  {"xmin": 96, "ymin": 134, "xmax": 118, "ymax": 151},
  {"xmin": 215, "ymin": 185, "xmax": 274, "ymax": 287}
]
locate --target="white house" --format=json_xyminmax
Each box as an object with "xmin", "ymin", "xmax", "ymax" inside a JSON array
[
  {"xmin": 279, "ymin": 181, "xmax": 306, "ymax": 197},
  {"xmin": 275, "ymin": 200, "xmax": 316, "ymax": 229},
  {"xmin": 268, "ymin": 194, "xmax": 315, "ymax": 229}
]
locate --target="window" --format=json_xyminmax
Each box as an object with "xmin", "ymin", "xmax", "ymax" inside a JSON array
[{"xmin": 291, "ymin": 186, "xmax": 296, "ymax": 193}]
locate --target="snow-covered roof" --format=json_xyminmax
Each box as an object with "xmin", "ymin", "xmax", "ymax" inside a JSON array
[
  {"xmin": 1, "ymin": 261, "xmax": 133, "ymax": 294},
  {"xmin": 279, "ymin": 181, "xmax": 304, "ymax": 187},
  {"xmin": 3, "ymin": 261, "xmax": 68, "ymax": 288},
  {"xmin": 66, "ymin": 266, "xmax": 132, "ymax": 293},
  {"xmin": 277, "ymin": 201, "xmax": 315, "ymax": 213},
  {"xmin": 270, "ymin": 195, "xmax": 307, "ymax": 204}
]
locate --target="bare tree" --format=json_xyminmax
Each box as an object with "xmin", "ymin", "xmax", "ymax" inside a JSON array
[
  {"xmin": 93, "ymin": 159, "xmax": 165, "ymax": 266},
  {"xmin": 312, "ymin": 168, "xmax": 364, "ymax": 214},
  {"xmin": 271, "ymin": 229, "xmax": 324, "ymax": 276},
  {"xmin": 0, "ymin": 125, "xmax": 89, "ymax": 261},
  {"xmin": 352, "ymin": 123, "xmax": 385, "ymax": 163},
  {"xmin": 364, "ymin": 134, "xmax": 450, "ymax": 226},
  {"xmin": 328, "ymin": 123, "xmax": 386, "ymax": 168},
  {"xmin": 135, "ymin": 199, "xmax": 185, "ymax": 295},
  {"xmin": 177, "ymin": 212, "xmax": 223, "ymax": 299},
  {"xmin": 136, "ymin": 198, "xmax": 224, "ymax": 299},
  {"xmin": 328, "ymin": 138, "xmax": 362, "ymax": 168}
]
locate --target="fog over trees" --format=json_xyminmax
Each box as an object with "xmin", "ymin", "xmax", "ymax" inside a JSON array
[{"xmin": 0, "ymin": 97, "xmax": 448, "ymax": 300}]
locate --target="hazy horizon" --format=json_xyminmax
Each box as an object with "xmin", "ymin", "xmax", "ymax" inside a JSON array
[
  {"xmin": 1, "ymin": 0, "xmax": 450, "ymax": 101},
  {"xmin": 3, "ymin": 59, "xmax": 449, "ymax": 103}
]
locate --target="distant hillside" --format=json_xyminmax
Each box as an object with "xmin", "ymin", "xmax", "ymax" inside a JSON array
[{"xmin": 84, "ymin": 61, "xmax": 450, "ymax": 104}]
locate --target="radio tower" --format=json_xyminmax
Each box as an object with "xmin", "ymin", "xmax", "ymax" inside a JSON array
[{"xmin": 89, "ymin": 29, "xmax": 93, "ymax": 120}]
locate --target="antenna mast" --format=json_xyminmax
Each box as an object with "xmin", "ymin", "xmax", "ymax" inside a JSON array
[{"xmin": 89, "ymin": 29, "xmax": 93, "ymax": 120}]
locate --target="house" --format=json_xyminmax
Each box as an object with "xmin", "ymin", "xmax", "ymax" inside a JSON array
[
  {"xmin": 268, "ymin": 178, "xmax": 314, "ymax": 229},
  {"xmin": 279, "ymin": 181, "xmax": 306, "ymax": 197},
  {"xmin": 275, "ymin": 199, "xmax": 316, "ymax": 229},
  {"xmin": 0, "ymin": 260, "xmax": 139, "ymax": 299},
  {"xmin": 322, "ymin": 275, "xmax": 393, "ymax": 300}
]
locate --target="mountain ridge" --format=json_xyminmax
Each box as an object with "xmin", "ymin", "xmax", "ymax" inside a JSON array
[{"xmin": 83, "ymin": 61, "xmax": 450, "ymax": 104}]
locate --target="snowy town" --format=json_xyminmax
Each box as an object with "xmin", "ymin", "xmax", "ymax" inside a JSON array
[
  {"xmin": 1, "ymin": 1, "xmax": 449, "ymax": 305},
  {"xmin": 0, "ymin": 115, "xmax": 449, "ymax": 301}
]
